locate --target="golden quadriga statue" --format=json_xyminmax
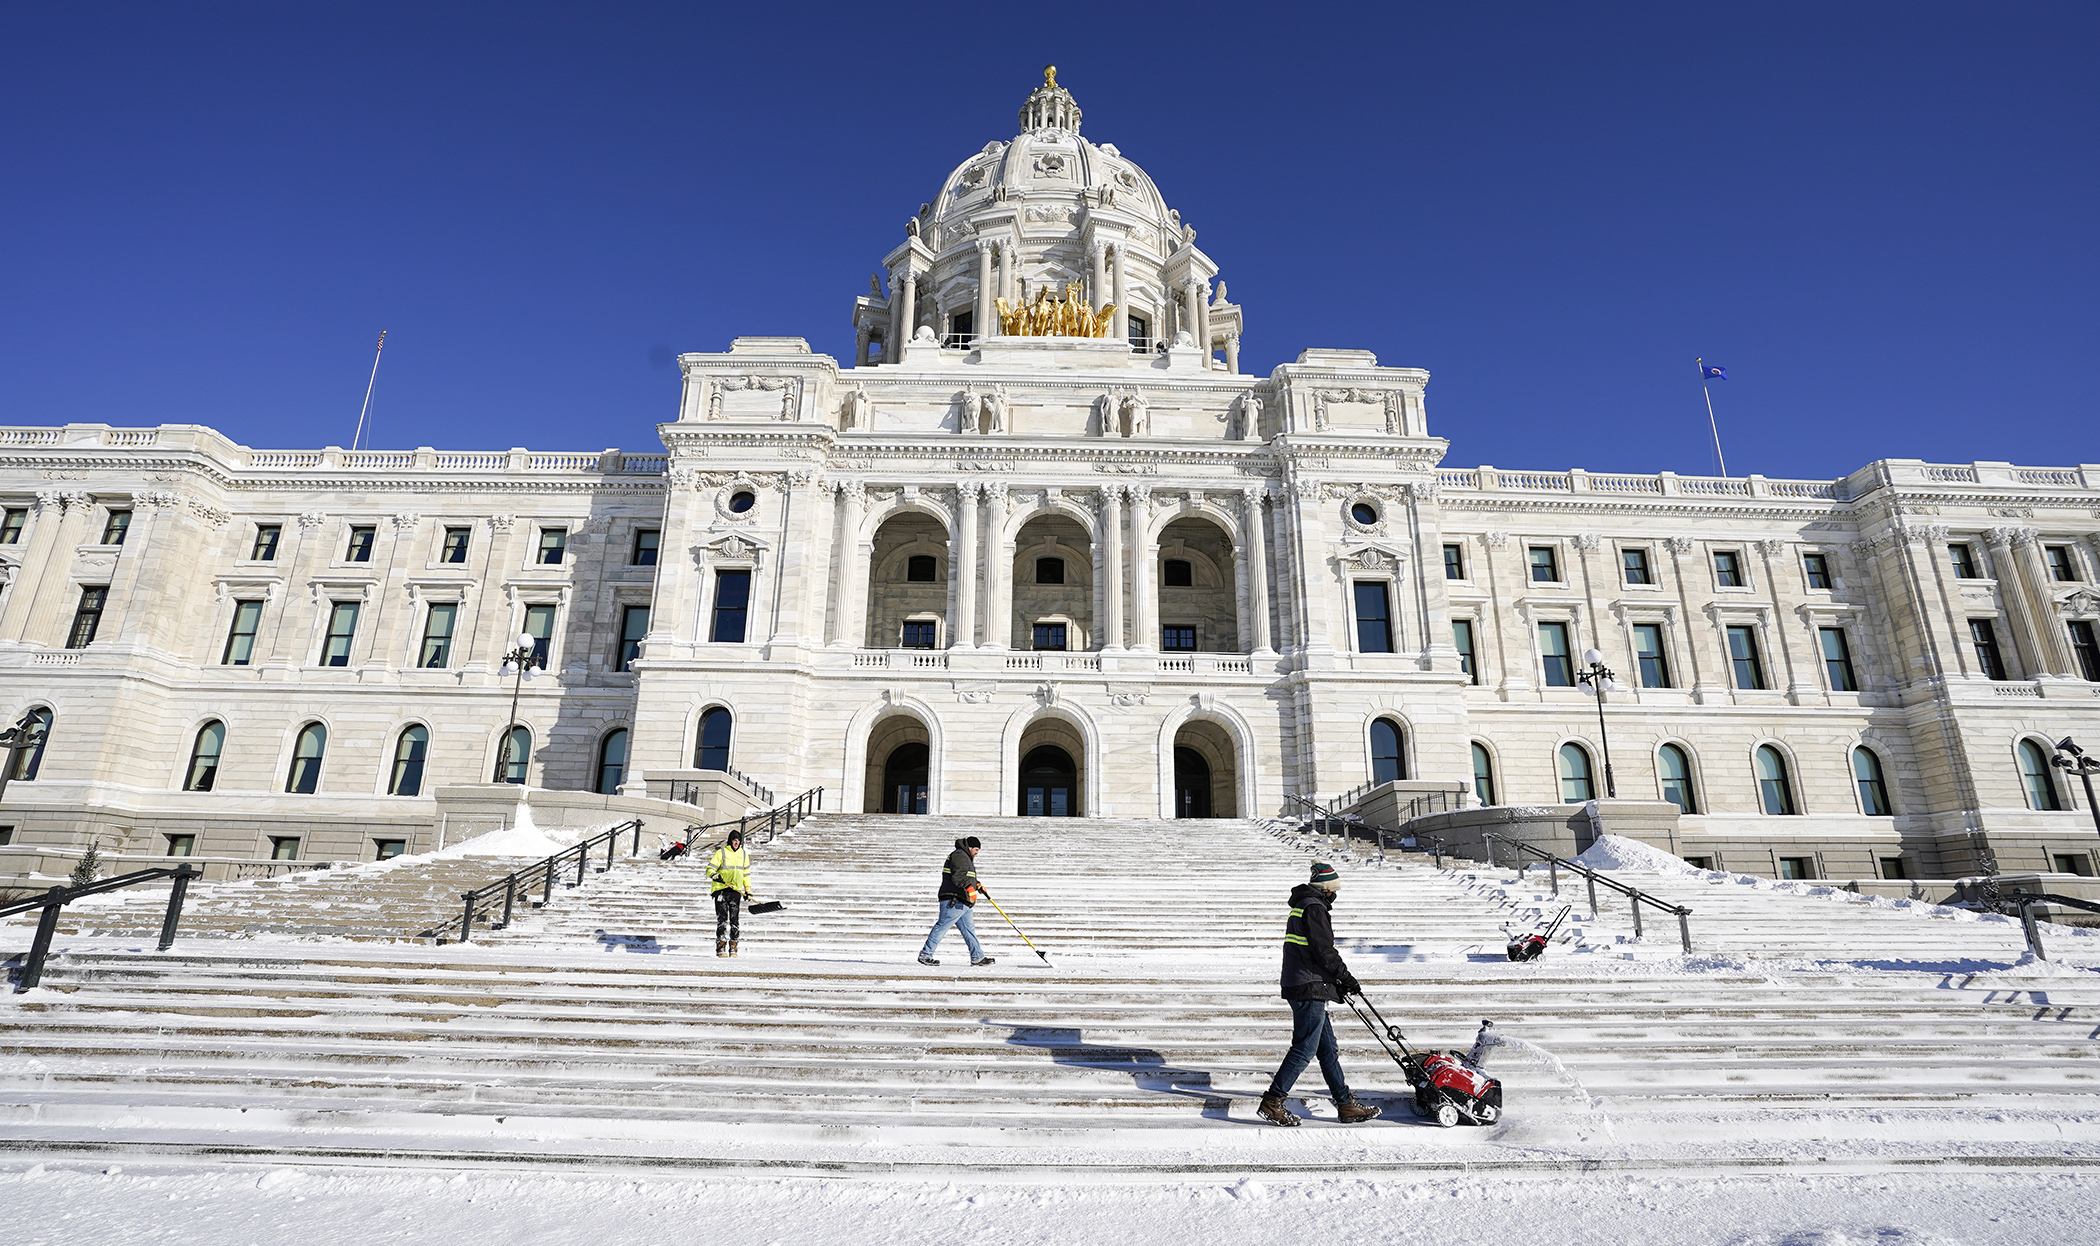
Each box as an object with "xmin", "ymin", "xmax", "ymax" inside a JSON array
[{"xmin": 995, "ymin": 283, "xmax": 1116, "ymax": 338}]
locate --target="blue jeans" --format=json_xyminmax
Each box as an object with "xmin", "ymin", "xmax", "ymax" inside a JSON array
[
  {"xmin": 1266, "ymin": 998, "xmax": 1353, "ymax": 1101},
  {"xmin": 919, "ymin": 900, "xmax": 983, "ymax": 961}
]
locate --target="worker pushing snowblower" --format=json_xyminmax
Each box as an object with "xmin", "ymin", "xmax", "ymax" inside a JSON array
[{"xmin": 1344, "ymin": 997, "xmax": 1505, "ymax": 1127}]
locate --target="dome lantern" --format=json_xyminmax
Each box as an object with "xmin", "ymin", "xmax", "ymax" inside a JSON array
[{"xmin": 1018, "ymin": 64, "xmax": 1081, "ymax": 134}]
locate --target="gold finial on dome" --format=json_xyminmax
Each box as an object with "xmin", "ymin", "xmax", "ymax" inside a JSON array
[{"xmin": 1044, "ymin": 64, "xmax": 1058, "ymax": 88}]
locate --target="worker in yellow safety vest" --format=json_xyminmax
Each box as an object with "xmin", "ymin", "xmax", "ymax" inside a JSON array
[{"xmin": 707, "ymin": 828, "xmax": 752, "ymax": 957}]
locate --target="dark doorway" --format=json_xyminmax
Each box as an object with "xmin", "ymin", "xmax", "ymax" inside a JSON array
[
  {"xmin": 1019, "ymin": 745, "xmax": 1079, "ymax": 817},
  {"xmin": 883, "ymin": 742, "xmax": 929, "ymax": 814},
  {"xmin": 1174, "ymin": 747, "xmax": 1212, "ymax": 818}
]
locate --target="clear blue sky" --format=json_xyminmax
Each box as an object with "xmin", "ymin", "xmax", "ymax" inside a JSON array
[{"xmin": 4, "ymin": 3, "xmax": 2094, "ymax": 480}]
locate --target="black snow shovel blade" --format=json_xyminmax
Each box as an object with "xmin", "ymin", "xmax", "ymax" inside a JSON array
[{"xmin": 746, "ymin": 900, "xmax": 784, "ymax": 914}]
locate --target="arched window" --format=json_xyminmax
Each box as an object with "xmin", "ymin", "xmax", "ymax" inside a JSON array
[
  {"xmin": 596, "ymin": 729, "xmax": 629, "ymax": 795},
  {"xmin": 184, "ymin": 721, "xmax": 225, "ymax": 792},
  {"xmin": 7, "ymin": 707, "xmax": 52, "ymax": 782},
  {"xmin": 695, "ymin": 707, "xmax": 733, "ymax": 772},
  {"xmin": 494, "ymin": 726, "xmax": 531, "ymax": 784},
  {"xmin": 1852, "ymin": 746, "xmax": 1892, "ymax": 816},
  {"xmin": 2019, "ymin": 739, "xmax": 2063, "ymax": 811},
  {"xmin": 1471, "ymin": 742, "xmax": 1497, "ymax": 806},
  {"xmin": 389, "ymin": 725, "xmax": 429, "ymax": 797},
  {"xmin": 1558, "ymin": 743, "xmax": 1594, "ymax": 802},
  {"xmin": 1657, "ymin": 744, "xmax": 1696, "ymax": 814},
  {"xmin": 1755, "ymin": 745, "xmax": 1797, "ymax": 815},
  {"xmin": 1370, "ymin": 718, "xmax": 1405, "ymax": 785},
  {"xmin": 286, "ymin": 723, "xmax": 327, "ymax": 794}
]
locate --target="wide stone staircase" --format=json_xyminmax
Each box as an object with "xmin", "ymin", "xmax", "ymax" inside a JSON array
[{"xmin": 2, "ymin": 814, "xmax": 2097, "ymax": 1175}]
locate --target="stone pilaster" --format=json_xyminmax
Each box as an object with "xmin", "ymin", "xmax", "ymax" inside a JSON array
[
  {"xmin": 983, "ymin": 482, "xmax": 1009, "ymax": 649},
  {"xmin": 1100, "ymin": 486, "xmax": 1125, "ymax": 650},
  {"xmin": 1242, "ymin": 487, "xmax": 1273, "ymax": 654},
  {"xmin": 952, "ymin": 483, "xmax": 979, "ymax": 648},
  {"xmin": 832, "ymin": 482, "xmax": 867, "ymax": 646}
]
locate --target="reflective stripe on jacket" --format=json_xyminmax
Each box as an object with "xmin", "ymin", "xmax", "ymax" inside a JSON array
[
  {"xmin": 1280, "ymin": 882, "xmax": 1348, "ymax": 1002},
  {"xmin": 707, "ymin": 844, "xmax": 750, "ymax": 895},
  {"xmin": 938, "ymin": 844, "xmax": 980, "ymax": 905}
]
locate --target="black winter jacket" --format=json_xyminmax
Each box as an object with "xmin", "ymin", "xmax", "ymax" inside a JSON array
[
  {"xmin": 1280, "ymin": 884, "xmax": 1356, "ymax": 1002},
  {"xmin": 938, "ymin": 843, "xmax": 981, "ymax": 905}
]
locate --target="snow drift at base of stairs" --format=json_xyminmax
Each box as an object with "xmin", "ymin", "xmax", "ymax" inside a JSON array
[{"xmin": 1571, "ymin": 834, "xmax": 1699, "ymax": 874}]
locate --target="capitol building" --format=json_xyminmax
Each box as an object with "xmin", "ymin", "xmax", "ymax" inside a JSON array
[{"xmin": 2, "ymin": 70, "xmax": 2097, "ymax": 888}]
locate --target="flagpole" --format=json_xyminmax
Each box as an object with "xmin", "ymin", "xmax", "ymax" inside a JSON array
[
  {"xmin": 1696, "ymin": 356, "xmax": 1729, "ymax": 477},
  {"xmin": 352, "ymin": 330, "xmax": 387, "ymax": 452}
]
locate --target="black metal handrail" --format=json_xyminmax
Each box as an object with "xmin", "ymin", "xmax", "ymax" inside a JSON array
[
  {"xmin": 1483, "ymin": 834, "xmax": 1695, "ymax": 954},
  {"xmin": 2, "ymin": 865, "xmax": 201, "ymax": 991},
  {"xmin": 431, "ymin": 818, "xmax": 645, "ymax": 945},
  {"xmin": 669, "ymin": 768, "xmax": 775, "ymax": 807},
  {"xmin": 2010, "ymin": 890, "xmax": 2100, "ymax": 961},
  {"xmin": 1282, "ymin": 794, "xmax": 1398, "ymax": 863},
  {"xmin": 731, "ymin": 785, "xmax": 824, "ymax": 847}
]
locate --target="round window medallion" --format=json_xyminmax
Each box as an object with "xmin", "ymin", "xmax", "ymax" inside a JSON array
[
  {"xmin": 728, "ymin": 491, "xmax": 756, "ymax": 514},
  {"xmin": 1350, "ymin": 501, "xmax": 1379, "ymax": 527}
]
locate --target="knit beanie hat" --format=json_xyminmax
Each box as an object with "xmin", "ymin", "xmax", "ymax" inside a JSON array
[
  {"xmin": 1309, "ymin": 861, "xmax": 1339, "ymax": 885},
  {"xmin": 957, "ymin": 836, "xmax": 981, "ymax": 850},
  {"xmin": 726, "ymin": 828, "xmax": 743, "ymax": 845}
]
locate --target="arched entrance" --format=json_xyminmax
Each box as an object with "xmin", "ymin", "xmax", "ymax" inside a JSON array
[
  {"xmin": 1019, "ymin": 745, "xmax": 1080, "ymax": 817},
  {"xmin": 883, "ymin": 742, "xmax": 929, "ymax": 814},
  {"xmin": 1171, "ymin": 719, "xmax": 1239, "ymax": 818},
  {"xmin": 1173, "ymin": 747, "xmax": 1212, "ymax": 818}
]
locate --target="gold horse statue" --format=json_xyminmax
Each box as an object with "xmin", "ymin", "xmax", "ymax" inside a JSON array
[{"xmin": 995, "ymin": 282, "xmax": 1117, "ymax": 338}]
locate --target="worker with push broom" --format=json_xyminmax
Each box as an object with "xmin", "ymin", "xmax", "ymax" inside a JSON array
[
  {"xmin": 917, "ymin": 836, "xmax": 997, "ymax": 967},
  {"xmin": 1258, "ymin": 860, "xmax": 1380, "ymax": 1127}
]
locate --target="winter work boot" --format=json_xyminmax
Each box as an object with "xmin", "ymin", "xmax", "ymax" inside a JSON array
[
  {"xmin": 1256, "ymin": 1095, "xmax": 1300, "ymax": 1127},
  {"xmin": 1336, "ymin": 1098, "xmax": 1380, "ymax": 1124},
  {"xmin": 716, "ymin": 940, "xmax": 727, "ymax": 958},
  {"xmin": 971, "ymin": 956, "xmax": 996, "ymax": 966},
  {"xmin": 917, "ymin": 955, "xmax": 939, "ymax": 966},
  {"xmin": 728, "ymin": 941, "xmax": 739, "ymax": 958}
]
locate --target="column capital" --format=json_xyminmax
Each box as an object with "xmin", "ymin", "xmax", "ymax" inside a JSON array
[
  {"xmin": 984, "ymin": 480, "xmax": 1008, "ymax": 501},
  {"xmin": 955, "ymin": 480, "xmax": 985, "ymax": 503},
  {"xmin": 1986, "ymin": 524, "xmax": 2037, "ymax": 547},
  {"xmin": 975, "ymin": 239, "xmax": 996, "ymax": 255}
]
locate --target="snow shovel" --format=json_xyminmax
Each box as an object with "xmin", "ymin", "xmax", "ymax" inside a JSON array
[
  {"xmin": 980, "ymin": 892, "xmax": 1050, "ymax": 965},
  {"xmin": 746, "ymin": 896, "xmax": 784, "ymax": 915}
]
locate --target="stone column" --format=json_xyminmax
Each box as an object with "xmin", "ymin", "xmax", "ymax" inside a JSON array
[
  {"xmin": 1091, "ymin": 245, "xmax": 1109, "ymax": 313},
  {"xmin": 1194, "ymin": 279, "xmax": 1211, "ymax": 361},
  {"xmin": 1225, "ymin": 334, "xmax": 1240, "ymax": 375},
  {"xmin": 1243, "ymin": 487, "xmax": 1273, "ymax": 654},
  {"xmin": 975, "ymin": 242, "xmax": 996, "ymax": 339},
  {"xmin": 802, "ymin": 479, "xmax": 840, "ymax": 650},
  {"xmin": 952, "ymin": 483, "xmax": 979, "ymax": 648},
  {"xmin": 0, "ymin": 492, "xmax": 71, "ymax": 641},
  {"xmin": 1100, "ymin": 486, "xmax": 1126, "ymax": 650},
  {"xmin": 983, "ymin": 482, "xmax": 1009, "ymax": 649},
  {"xmin": 1129, "ymin": 485, "xmax": 1155, "ymax": 651},
  {"xmin": 1110, "ymin": 246, "xmax": 1128, "ymax": 341},
  {"xmin": 2008, "ymin": 528, "xmax": 2077, "ymax": 675},
  {"xmin": 831, "ymin": 482, "xmax": 867, "ymax": 646},
  {"xmin": 19, "ymin": 493, "xmax": 92, "ymax": 646},
  {"xmin": 1986, "ymin": 527, "xmax": 2050, "ymax": 676},
  {"xmin": 854, "ymin": 326, "xmax": 871, "ymax": 370},
  {"xmin": 896, "ymin": 273, "xmax": 917, "ymax": 349}
]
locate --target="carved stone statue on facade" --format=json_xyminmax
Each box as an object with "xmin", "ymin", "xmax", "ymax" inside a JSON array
[
  {"xmin": 1120, "ymin": 390, "xmax": 1149, "ymax": 438},
  {"xmin": 869, "ymin": 273, "xmax": 883, "ymax": 298},
  {"xmin": 957, "ymin": 386, "xmax": 983, "ymax": 434},
  {"xmin": 843, "ymin": 385, "xmax": 871, "ymax": 431},
  {"xmin": 982, "ymin": 386, "xmax": 1009, "ymax": 434},
  {"xmin": 1234, "ymin": 391, "xmax": 1263, "ymax": 441},
  {"xmin": 905, "ymin": 216, "xmax": 920, "ymax": 239}
]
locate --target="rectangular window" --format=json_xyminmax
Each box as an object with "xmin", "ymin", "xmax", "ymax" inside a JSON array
[
  {"xmin": 251, "ymin": 524, "xmax": 281, "ymax": 560},
  {"xmin": 1452, "ymin": 619, "xmax": 1477, "ymax": 684},
  {"xmin": 2071, "ymin": 620, "xmax": 2100, "ymax": 682},
  {"xmin": 617, "ymin": 604, "xmax": 650, "ymax": 669},
  {"xmin": 524, "ymin": 602, "xmax": 558, "ymax": 666},
  {"xmin": 1162, "ymin": 559, "xmax": 1193, "ymax": 587},
  {"xmin": 1819, "ymin": 627, "xmax": 1857, "ymax": 691},
  {"xmin": 1802, "ymin": 553, "xmax": 1831, "ymax": 590},
  {"xmin": 100, "ymin": 510, "xmax": 131, "ymax": 545},
  {"xmin": 1949, "ymin": 542, "xmax": 1978, "ymax": 579},
  {"xmin": 1442, "ymin": 544, "xmax": 1464, "ymax": 580},
  {"xmin": 900, "ymin": 620, "xmax": 938, "ymax": 649},
  {"xmin": 1726, "ymin": 625, "xmax": 1766, "ymax": 689},
  {"xmin": 709, "ymin": 571, "xmax": 749, "ymax": 643},
  {"xmin": 1778, "ymin": 856, "xmax": 1813, "ymax": 881},
  {"xmin": 1527, "ymin": 546, "xmax": 1559, "ymax": 583},
  {"xmin": 222, "ymin": 600, "xmax": 263, "ymax": 665},
  {"xmin": 2053, "ymin": 853, "xmax": 2094, "ymax": 877},
  {"xmin": 270, "ymin": 836, "xmax": 301, "ymax": 861},
  {"xmin": 346, "ymin": 525, "xmax": 375, "ymax": 562},
  {"xmin": 1713, "ymin": 550, "xmax": 1743, "ymax": 587},
  {"xmin": 374, "ymin": 840, "xmax": 407, "ymax": 861},
  {"xmin": 441, "ymin": 527, "xmax": 471, "ymax": 563},
  {"xmin": 1035, "ymin": 557, "xmax": 1065, "ymax": 584},
  {"xmin": 1879, "ymin": 857, "xmax": 1908, "ymax": 881},
  {"xmin": 1161, "ymin": 625, "xmax": 1197, "ymax": 651},
  {"xmin": 2046, "ymin": 545, "xmax": 2079, "ymax": 582},
  {"xmin": 631, "ymin": 528, "xmax": 660, "ymax": 566},
  {"xmin": 1032, "ymin": 622, "xmax": 1067, "ymax": 651},
  {"xmin": 419, "ymin": 602, "xmax": 457, "ymax": 669},
  {"xmin": 1353, "ymin": 582, "xmax": 1393, "ymax": 653},
  {"xmin": 165, "ymin": 834, "xmax": 196, "ymax": 857},
  {"xmin": 67, "ymin": 586, "xmax": 108, "ymax": 648},
  {"xmin": 1538, "ymin": 621, "xmax": 1573, "ymax": 687},
  {"xmin": 322, "ymin": 601, "xmax": 360, "ymax": 667},
  {"xmin": 538, "ymin": 528, "xmax": 567, "ymax": 565},
  {"xmin": 1970, "ymin": 618, "xmax": 2007, "ymax": 679},
  {"xmin": 1621, "ymin": 548, "xmax": 1651, "ymax": 585},
  {"xmin": 1632, "ymin": 622, "xmax": 1670, "ymax": 688},
  {"xmin": 0, "ymin": 508, "xmax": 25, "ymax": 544}
]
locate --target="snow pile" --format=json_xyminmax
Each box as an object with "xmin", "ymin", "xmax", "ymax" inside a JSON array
[
  {"xmin": 430, "ymin": 809, "xmax": 616, "ymax": 860},
  {"xmin": 1571, "ymin": 835, "xmax": 1695, "ymax": 874}
]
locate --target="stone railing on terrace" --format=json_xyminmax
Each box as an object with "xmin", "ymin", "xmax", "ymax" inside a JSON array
[
  {"xmin": 1434, "ymin": 459, "xmax": 2099, "ymax": 503},
  {"xmin": 836, "ymin": 648, "xmax": 1256, "ymax": 676},
  {"xmin": 0, "ymin": 424, "xmax": 669, "ymax": 478}
]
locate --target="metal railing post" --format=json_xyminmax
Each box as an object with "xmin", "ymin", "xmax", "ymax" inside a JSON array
[
  {"xmin": 1548, "ymin": 858, "xmax": 1559, "ymax": 896},
  {"xmin": 459, "ymin": 893, "xmax": 477, "ymax": 944},
  {"xmin": 542, "ymin": 860, "xmax": 556, "ymax": 906},
  {"xmin": 1585, "ymin": 872, "xmax": 1598, "ymax": 917},
  {"xmin": 631, "ymin": 820, "xmax": 642, "ymax": 856},
  {"xmin": 575, "ymin": 846, "xmax": 587, "ymax": 887},
  {"xmin": 157, "ymin": 867, "xmax": 197, "ymax": 952},
  {"xmin": 1677, "ymin": 908, "xmax": 1693, "ymax": 954},
  {"xmin": 604, "ymin": 834, "xmax": 616, "ymax": 872},
  {"xmin": 500, "ymin": 874, "xmax": 518, "ymax": 928},
  {"xmin": 2018, "ymin": 897, "xmax": 2047, "ymax": 960},
  {"xmin": 1631, "ymin": 893, "xmax": 1644, "ymax": 939},
  {"xmin": 18, "ymin": 891, "xmax": 66, "ymax": 991}
]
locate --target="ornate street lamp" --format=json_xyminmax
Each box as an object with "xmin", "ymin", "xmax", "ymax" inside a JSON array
[
  {"xmin": 2053, "ymin": 737, "xmax": 2100, "ymax": 839},
  {"xmin": 1576, "ymin": 648, "xmax": 1625, "ymax": 799},
  {"xmin": 497, "ymin": 631, "xmax": 538, "ymax": 785},
  {"xmin": 0, "ymin": 709, "xmax": 49, "ymax": 805}
]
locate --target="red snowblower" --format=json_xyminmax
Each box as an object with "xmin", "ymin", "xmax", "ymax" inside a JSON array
[
  {"xmin": 1505, "ymin": 904, "xmax": 1571, "ymax": 962},
  {"xmin": 1343, "ymin": 996, "xmax": 1504, "ymax": 1127}
]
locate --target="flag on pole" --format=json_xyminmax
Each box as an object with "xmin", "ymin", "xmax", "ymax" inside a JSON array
[{"xmin": 1700, "ymin": 363, "xmax": 1727, "ymax": 381}]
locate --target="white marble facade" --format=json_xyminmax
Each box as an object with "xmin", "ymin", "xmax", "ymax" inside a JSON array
[{"xmin": 2, "ymin": 71, "xmax": 2098, "ymax": 879}]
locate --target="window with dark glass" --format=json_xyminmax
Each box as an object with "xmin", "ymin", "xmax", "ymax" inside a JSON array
[
  {"xmin": 1949, "ymin": 542, "xmax": 1979, "ymax": 579},
  {"xmin": 2072, "ymin": 620, "xmax": 2100, "ymax": 682},
  {"xmin": 1853, "ymin": 747, "xmax": 1891, "ymax": 816},
  {"xmin": 1528, "ymin": 546, "xmax": 1559, "ymax": 583},
  {"xmin": 1755, "ymin": 746, "xmax": 1796, "ymax": 815},
  {"xmin": 728, "ymin": 491, "xmax": 756, "ymax": 514},
  {"xmin": 1632, "ymin": 623, "xmax": 1670, "ymax": 688},
  {"xmin": 1370, "ymin": 718, "xmax": 1405, "ymax": 784},
  {"xmin": 7, "ymin": 708, "xmax": 51, "ymax": 781},
  {"xmin": 1035, "ymin": 557, "xmax": 1065, "ymax": 584},
  {"xmin": 1657, "ymin": 744, "xmax": 1696, "ymax": 814},
  {"xmin": 494, "ymin": 725, "xmax": 530, "ymax": 784},
  {"xmin": 184, "ymin": 721, "xmax": 225, "ymax": 792},
  {"xmin": 2052, "ymin": 853, "xmax": 2094, "ymax": 877},
  {"xmin": 616, "ymin": 604, "xmax": 649, "ymax": 670},
  {"xmin": 222, "ymin": 600, "xmax": 263, "ymax": 665},
  {"xmin": 1558, "ymin": 742, "xmax": 1594, "ymax": 802},
  {"xmin": 441, "ymin": 527, "xmax": 471, "ymax": 563},
  {"xmin": 2019, "ymin": 739, "xmax": 2062, "ymax": 811},
  {"xmin": 270, "ymin": 837, "xmax": 302, "ymax": 860},
  {"xmin": 537, "ymin": 528, "xmax": 567, "ymax": 565},
  {"xmin": 0, "ymin": 508, "xmax": 25, "ymax": 544},
  {"xmin": 1032, "ymin": 622, "xmax": 1067, "ymax": 651},
  {"xmin": 596, "ymin": 729, "xmax": 629, "ymax": 795},
  {"xmin": 1802, "ymin": 552, "xmax": 1832, "ymax": 589},
  {"xmin": 1879, "ymin": 857, "xmax": 1908, "ymax": 880},
  {"xmin": 901, "ymin": 620, "xmax": 938, "ymax": 649},
  {"xmin": 1622, "ymin": 548, "xmax": 1651, "ymax": 585},
  {"xmin": 1713, "ymin": 550, "xmax": 1743, "ymax": 587},
  {"xmin": 1471, "ymin": 742, "xmax": 1496, "ymax": 805},
  {"xmin": 346, "ymin": 525, "xmax": 376, "ymax": 562},
  {"xmin": 710, "ymin": 571, "xmax": 749, "ymax": 643},
  {"xmin": 695, "ymin": 707, "xmax": 733, "ymax": 771},
  {"xmin": 1778, "ymin": 856, "xmax": 1812, "ymax": 879},
  {"xmin": 166, "ymin": 835, "xmax": 195, "ymax": 857},
  {"xmin": 285, "ymin": 723, "xmax": 326, "ymax": 794},
  {"xmin": 1127, "ymin": 312, "xmax": 1151, "ymax": 350},
  {"xmin": 251, "ymin": 524, "xmax": 281, "ymax": 560},
  {"xmin": 419, "ymin": 603, "xmax": 457, "ymax": 668},
  {"xmin": 2046, "ymin": 545, "xmax": 2079, "ymax": 582},
  {"xmin": 375, "ymin": 840, "xmax": 406, "ymax": 861},
  {"xmin": 1350, "ymin": 502, "xmax": 1379, "ymax": 526},
  {"xmin": 1452, "ymin": 619, "xmax": 1477, "ymax": 683},
  {"xmin": 67, "ymin": 586, "xmax": 107, "ymax": 648},
  {"xmin": 516, "ymin": 602, "xmax": 555, "ymax": 666},
  {"xmin": 630, "ymin": 528, "xmax": 659, "ymax": 566},
  {"xmin": 1819, "ymin": 627, "xmax": 1857, "ymax": 691},
  {"xmin": 1161, "ymin": 625, "xmax": 1197, "ymax": 651},
  {"xmin": 1163, "ymin": 559, "xmax": 1193, "ymax": 587},
  {"xmin": 1354, "ymin": 582, "xmax": 1393, "ymax": 653},
  {"xmin": 1726, "ymin": 625, "xmax": 1766, "ymax": 689},
  {"xmin": 906, "ymin": 554, "xmax": 937, "ymax": 582},
  {"xmin": 388, "ymin": 725, "xmax": 428, "ymax": 797},
  {"xmin": 100, "ymin": 510, "xmax": 131, "ymax": 545},
  {"xmin": 1970, "ymin": 618, "xmax": 2007, "ymax": 679},
  {"xmin": 322, "ymin": 602, "xmax": 359, "ymax": 667},
  {"xmin": 1538, "ymin": 621, "xmax": 1573, "ymax": 687},
  {"xmin": 1443, "ymin": 544, "xmax": 1464, "ymax": 580}
]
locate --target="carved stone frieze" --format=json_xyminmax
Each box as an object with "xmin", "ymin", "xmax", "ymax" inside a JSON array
[
  {"xmin": 1572, "ymin": 534, "xmax": 1602, "ymax": 551},
  {"xmin": 297, "ymin": 511, "xmax": 329, "ymax": 530},
  {"xmin": 1664, "ymin": 536, "xmax": 1695, "ymax": 553},
  {"xmin": 1483, "ymin": 531, "xmax": 1510, "ymax": 549}
]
